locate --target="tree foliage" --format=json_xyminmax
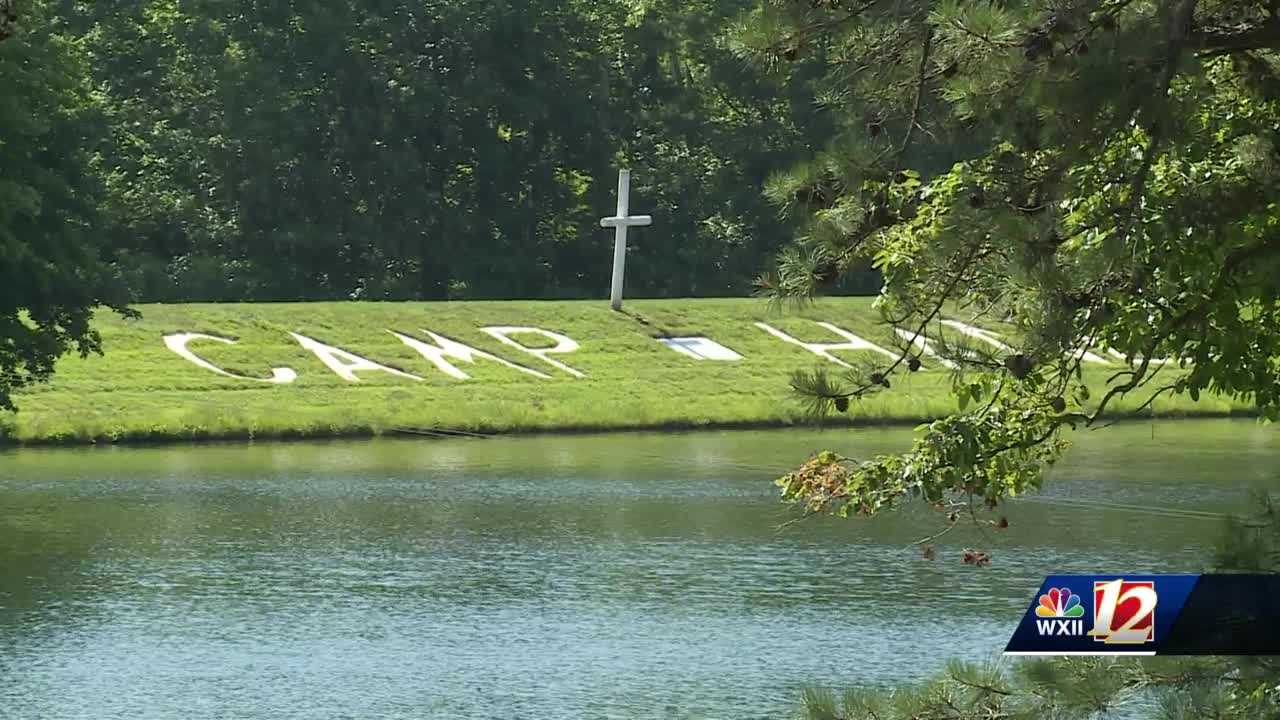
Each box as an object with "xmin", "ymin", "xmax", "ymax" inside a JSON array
[
  {"xmin": 51, "ymin": 0, "xmax": 836, "ymax": 302},
  {"xmin": 0, "ymin": 0, "xmax": 132, "ymax": 411},
  {"xmin": 737, "ymin": 0, "xmax": 1280, "ymax": 527}
]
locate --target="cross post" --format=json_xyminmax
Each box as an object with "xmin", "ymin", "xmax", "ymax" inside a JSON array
[{"xmin": 599, "ymin": 169, "xmax": 652, "ymax": 311}]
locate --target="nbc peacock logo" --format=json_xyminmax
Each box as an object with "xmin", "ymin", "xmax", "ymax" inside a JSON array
[{"xmin": 1034, "ymin": 586, "xmax": 1086, "ymax": 636}]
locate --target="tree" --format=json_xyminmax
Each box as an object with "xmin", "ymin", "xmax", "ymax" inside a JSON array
[
  {"xmin": 733, "ymin": 0, "xmax": 1280, "ymax": 527},
  {"xmin": 792, "ymin": 495, "xmax": 1280, "ymax": 719},
  {"xmin": 0, "ymin": 1, "xmax": 132, "ymax": 412},
  {"xmin": 59, "ymin": 0, "xmax": 823, "ymax": 302}
]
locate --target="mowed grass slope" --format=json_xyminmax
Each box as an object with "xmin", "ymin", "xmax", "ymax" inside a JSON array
[{"xmin": 1, "ymin": 298, "xmax": 1248, "ymax": 444}]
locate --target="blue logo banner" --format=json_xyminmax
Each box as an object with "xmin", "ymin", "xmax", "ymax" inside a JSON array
[{"xmin": 1005, "ymin": 574, "xmax": 1200, "ymax": 655}]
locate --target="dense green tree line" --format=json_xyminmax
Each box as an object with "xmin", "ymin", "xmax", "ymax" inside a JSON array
[{"xmin": 20, "ymin": 0, "xmax": 848, "ymax": 302}]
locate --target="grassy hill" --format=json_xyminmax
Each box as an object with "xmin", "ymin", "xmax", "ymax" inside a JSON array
[{"xmin": 0, "ymin": 298, "xmax": 1247, "ymax": 445}]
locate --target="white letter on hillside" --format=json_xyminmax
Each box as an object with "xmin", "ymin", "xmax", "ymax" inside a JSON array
[
  {"xmin": 941, "ymin": 319, "xmax": 1110, "ymax": 365},
  {"xmin": 480, "ymin": 327, "xmax": 585, "ymax": 378},
  {"xmin": 756, "ymin": 321, "xmax": 897, "ymax": 368},
  {"xmin": 289, "ymin": 332, "xmax": 421, "ymax": 383},
  {"xmin": 391, "ymin": 330, "xmax": 550, "ymax": 380},
  {"xmin": 940, "ymin": 320, "xmax": 1012, "ymax": 352},
  {"xmin": 894, "ymin": 328, "xmax": 958, "ymax": 369},
  {"xmin": 164, "ymin": 332, "xmax": 297, "ymax": 384}
]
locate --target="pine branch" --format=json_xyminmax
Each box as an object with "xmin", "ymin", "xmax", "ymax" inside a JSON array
[
  {"xmin": 817, "ymin": 242, "xmax": 986, "ymax": 402},
  {"xmin": 898, "ymin": 25, "xmax": 934, "ymax": 160},
  {"xmin": 763, "ymin": 1, "xmax": 883, "ymax": 55},
  {"xmin": 944, "ymin": 16, "xmax": 1020, "ymax": 49},
  {"xmin": 1089, "ymin": 347, "xmax": 1157, "ymax": 421},
  {"xmin": 1093, "ymin": 381, "xmax": 1181, "ymax": 428},
  {"xmin": 1194, "ymin": 15, "xmax": 1280, "ymax": 56},
  {"xmin": 1109, "ymin": 0, "xmax": 1199, "ymax": 256}
]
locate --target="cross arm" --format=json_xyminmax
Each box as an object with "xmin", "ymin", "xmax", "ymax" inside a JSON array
[{"xmin": 600, "ymin": 215, "xmax": 653, "ymax": 228}]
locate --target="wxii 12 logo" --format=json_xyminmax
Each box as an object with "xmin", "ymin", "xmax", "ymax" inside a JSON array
[{"xmin": 1034, "ymin": 579, "xmax": 1158, "ymax": 644}]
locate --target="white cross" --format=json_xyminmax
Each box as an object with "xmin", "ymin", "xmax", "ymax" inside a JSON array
[{"xmin": 600, "ymin": 169, "xmax": 651, "ymax": 311}]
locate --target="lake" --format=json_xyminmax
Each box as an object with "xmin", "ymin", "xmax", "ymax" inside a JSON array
[{"xmin": 1, "ymin": 420, "xmax": 1276, "ymax": 719}]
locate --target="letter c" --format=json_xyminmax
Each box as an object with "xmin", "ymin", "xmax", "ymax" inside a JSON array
[{"xmin": 163, "ymin": 332, "xmax": 297, "ymax": 384}]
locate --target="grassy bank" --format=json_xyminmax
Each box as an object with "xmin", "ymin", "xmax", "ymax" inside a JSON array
[{"xmin": 0, "ymin": 298, "xmax": 1247, "ymax": 445}]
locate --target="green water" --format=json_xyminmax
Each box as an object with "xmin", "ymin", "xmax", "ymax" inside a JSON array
[{"xmin": 0, "ymin": 420, "xmax": 1277, "ymax": 719}]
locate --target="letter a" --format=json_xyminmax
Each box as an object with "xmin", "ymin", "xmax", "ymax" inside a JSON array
[
  {"xmin": 164, "ymin": 332, "xmax": 297, "ymax": 384},
  {"xmin": 290, "ymin": 333, "xmax": 421, "ymax": 382}
]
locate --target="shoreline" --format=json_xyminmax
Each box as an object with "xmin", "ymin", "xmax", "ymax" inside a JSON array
[{"xmin": 0, "ymin": 407, "xmax": 1262, "ymax": 451}]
